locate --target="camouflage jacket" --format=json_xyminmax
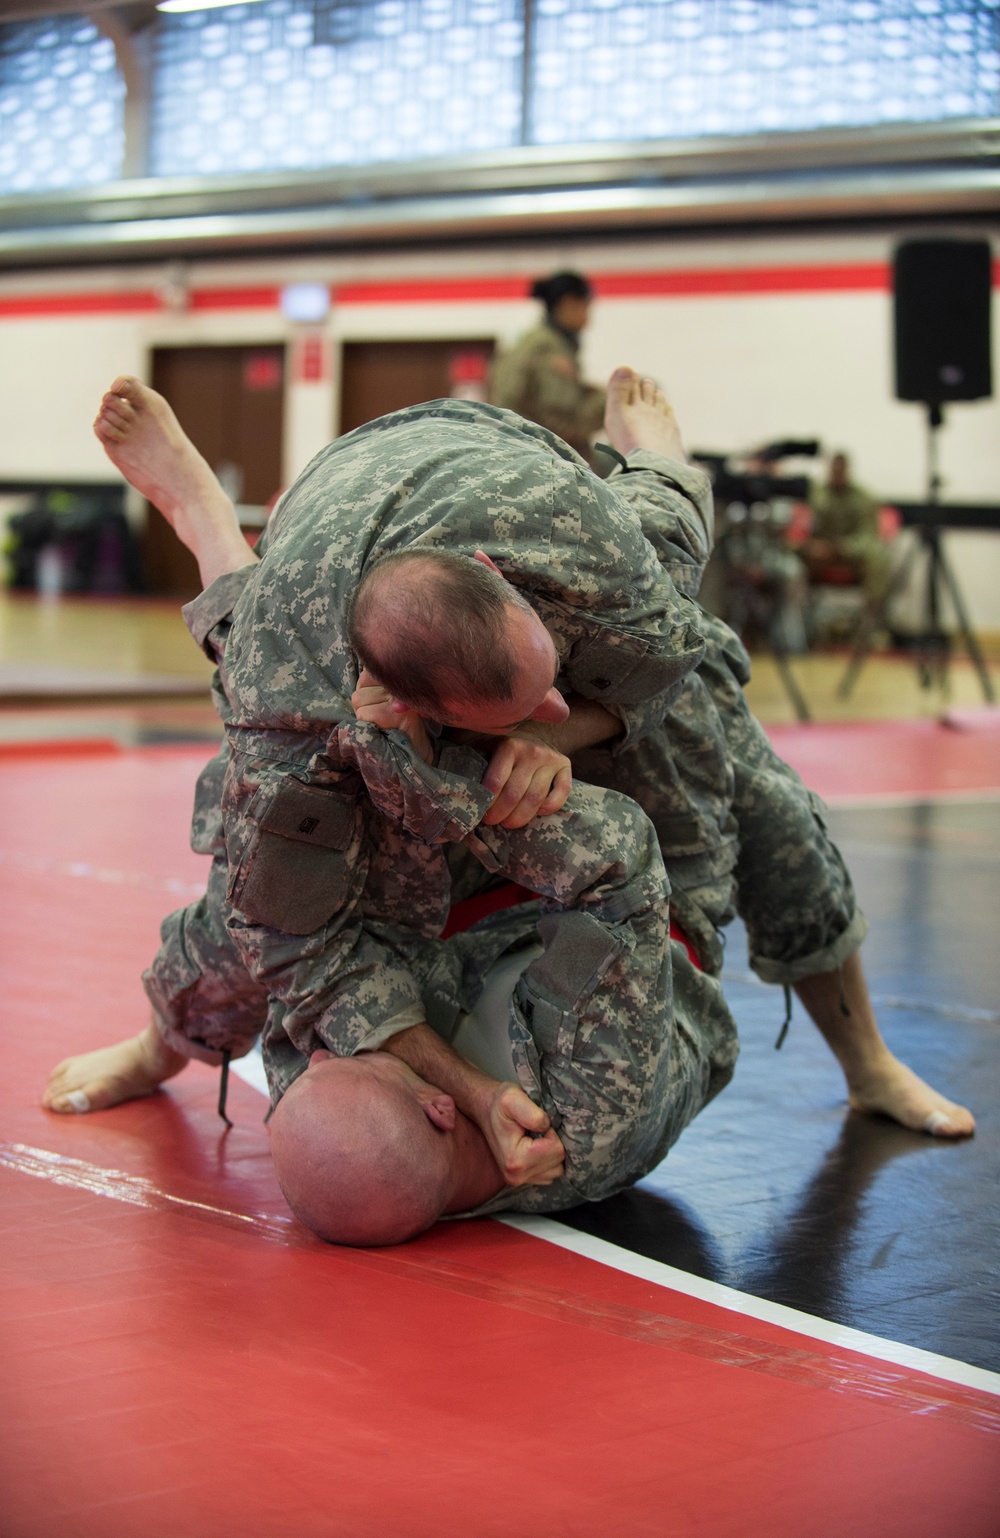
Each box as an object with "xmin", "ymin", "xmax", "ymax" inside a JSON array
[
  {"xmin": 489, "ymin": 321, "xmax": 606, "ymax": 458},
  {"xmin": 183, "ymin": 400, "xmax": 713, "ymax": 1064}
]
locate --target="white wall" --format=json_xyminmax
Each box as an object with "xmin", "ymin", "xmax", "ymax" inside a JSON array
[{"xmin": 1, "ymin": 225, "xmax": 997, "ymax": 624}]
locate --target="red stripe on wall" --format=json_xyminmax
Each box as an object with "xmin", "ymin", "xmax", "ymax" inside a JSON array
[
  {"xmin": 334, "ymin": 277, "xmax": 532, "ymax": 304},
  {"xmin": 0, "ymin": 286, "xmax": 282, "ymax": 319},
  {"xmin": 334, "ymin": 264, "xmax": 895, "ymax": 303},
  {"xmin": 0, "ymin": 260, "xmax": 996, "ymax": 318},
  {"xmin": 0, "ymin": 291, "xmax": 161, "ymax": 318},
  {"xmin": 188, "ymin": 285, "xmax": 282, "ymax": 310},
  {"xmin": 594, "ymin": 262, "xmax": 892, "ymax": 296}
]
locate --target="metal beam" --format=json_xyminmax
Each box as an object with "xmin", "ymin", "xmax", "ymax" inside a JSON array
[{"xmin": 0, "ymin": 164, "xmax": 997, "ymax": 267}]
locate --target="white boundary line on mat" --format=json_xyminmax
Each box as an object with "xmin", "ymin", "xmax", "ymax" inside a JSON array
[
  {"xmin": 822, "ymin": 786, "xmax": 1000, "ymax": 809},
  {"xmin": 231, "ymin": 1011, "xmax": 1000, "ymax": 1400},
  {"xmin": 499, "ymin": 1214, "xmax": 1000, "ymax": 1399}
]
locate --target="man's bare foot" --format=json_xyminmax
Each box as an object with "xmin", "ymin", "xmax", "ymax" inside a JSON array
[
  {"xmin": 43, "ymin": 1020, "xmax": 188, "ymax": 1115},
  {"xmin": 848, "ymin": 1049, "xmax": 975, "ymax": 1139},
  {"xmin": 94, "ymin": 376, "xmax": 255, "ymax": 588},
  {"xmin": 603, "ymin": 366, "xmax": 686, "ymax": 462}
]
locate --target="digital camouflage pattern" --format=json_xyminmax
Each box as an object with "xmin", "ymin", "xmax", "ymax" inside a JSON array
[
  {"xmin": 489, "ymin": 320, "xmax": 606, "ymax": 465},
  {"xmin": 145, "ymin": 398, "xmax": 861, "ymax": 1214},
  {"xmin": 809, "ymin": 479, "xmax": 892, "ymax": 600}
]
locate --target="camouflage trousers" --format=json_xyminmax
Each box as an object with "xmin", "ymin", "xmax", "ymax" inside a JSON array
[
  {"xmin": 147, "ymin": 777, "xmax": 738, "ymax": 1213},
  {"xmin": 573, "ymin": 608, "xmax": 866, "ymax": 982}
]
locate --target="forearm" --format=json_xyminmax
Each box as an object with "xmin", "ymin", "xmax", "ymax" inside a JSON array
[
  {"xmin": 380, "ymin": 1022, "xmax": 499, "ymax": 1125},
  {"xmin": 380, "ymin": 1023, "xmax": 564, "ymax": 1187},
  {"xmin": 534, "ymin": 694, "xmax": 622, "ymax": 754},
  {"xmin": 450, "ymin": 695, "xmax": 621, "ymax": 756}
]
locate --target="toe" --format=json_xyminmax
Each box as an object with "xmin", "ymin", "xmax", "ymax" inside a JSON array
[
  {"xmin": 640, "ymin": 376, "xmax": 657, "ymax": 403},
  {"xmin": 925, "ymin": 1104, "xmax": 975, "ymax": 1138},
  {"xmin": 47, "ymin": 1092, "xmax": 92, "ymax": 1115},
  {"xmin": 608, "ymin": 366, "xmax": 639, "ymax": 402}
]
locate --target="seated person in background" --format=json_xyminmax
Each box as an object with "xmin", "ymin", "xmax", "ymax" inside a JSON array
[
  {"xmin": 805, "ymin": 452, "xmax": 893, "ymax": 604},
  {"xmin": 489, "ymin": 270, "xmax": 606, "ymax": 469}
]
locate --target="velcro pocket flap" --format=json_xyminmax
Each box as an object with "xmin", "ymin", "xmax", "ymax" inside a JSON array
[
  {"xmin": 233, "ymin": 781, "xmax": 359, "ymax": 935},
  {"xmin": 257, "ymin": 781, "xmax": 356, "ymax": 849}
]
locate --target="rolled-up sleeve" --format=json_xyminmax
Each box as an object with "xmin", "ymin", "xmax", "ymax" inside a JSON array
[{"xmin": 182, "ymin": 567, "xmax": 257, "ymax": 660}]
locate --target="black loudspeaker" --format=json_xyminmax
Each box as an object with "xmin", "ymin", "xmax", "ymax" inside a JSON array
[{"xmin": 894, "ymin": 239, "xmax": 993, "ymax": 404}]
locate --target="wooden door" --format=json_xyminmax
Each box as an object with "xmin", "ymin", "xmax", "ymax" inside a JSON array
[
  {"xmin": 145, "ymin": 345, "xmax": 285, "ymax": 597},
  {"xmin": 339, "ymin": 340, "xmax": 494, "ymax": 436}
]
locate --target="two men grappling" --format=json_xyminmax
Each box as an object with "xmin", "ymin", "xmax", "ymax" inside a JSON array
[{"xmin": 44, "ymin": 368, "xmax": 973, "ymax": 1247}]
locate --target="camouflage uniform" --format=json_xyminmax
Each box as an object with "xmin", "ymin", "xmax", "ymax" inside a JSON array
[
  {"xmin": 144, "ymin": 400, "xmax": 861, "ymax": 1213},
  {"xmin": 809, "ymin": 480, "xmax": 892, "ymax": 601},
  {"xmin": 489, "ymin": 321, "xmax": 606, "ymax": 467}
]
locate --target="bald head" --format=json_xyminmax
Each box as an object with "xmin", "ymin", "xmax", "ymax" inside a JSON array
[
  {"xmin": 270, "ymin": 1052, "xmax": 455, "ymax": 1246},
  {"xmin": 347, "ymin": 547, "xmax": 567, "ymax": 730},
  {"xmin": 347, "ymin": 548, "xmax": 527, "ymax": 715}
]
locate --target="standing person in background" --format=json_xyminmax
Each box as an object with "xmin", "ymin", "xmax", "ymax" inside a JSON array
[
  {"xmin": 806, "ymin": 452, "xmax": 893, "ymax": 603},
  {"xmin": 489, "ymin": 271, "xmax": 607, "ymax": 468}
]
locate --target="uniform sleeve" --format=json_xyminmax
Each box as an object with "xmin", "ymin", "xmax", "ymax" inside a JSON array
[
  {"xmin": 511, "ymin": 456, "xmax": 709, "ymax": 752},
  {"xmin": 219, "ymin": 730, "xmax": 497, "ymax": 1074},
  {"xmin": 488, "ymin": 346, "xmax": 532, "ymax": 414},
  {"xmin": 220, "ymin": 745, "xmax": 428, "ymax": 1067}
]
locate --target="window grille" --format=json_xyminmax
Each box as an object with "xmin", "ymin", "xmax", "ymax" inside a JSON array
[
  {"xmin": 0, "ymin": 15, "xmax": 125, "ymax": 194},
  {"xmin": 150, "ymin": 0, "xmax": 524, "ymax": 177},
  {"xmin": 529, "ymin": 0, "xmax": 999, "ymax": 145}
]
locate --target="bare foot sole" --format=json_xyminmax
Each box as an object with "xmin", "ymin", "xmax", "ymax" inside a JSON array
[
  {"xmin": 95, "ymin": 376, "xmax": 231, "ymax": 528},
  {"xmin": 43, "ymin": 1024, "xmax": 188, "ymax": 1115},
  {"xmin": 603, "ymin": 366, "xmax": 686, "ymax": 461},
  {"xmin": 848, "ymin": 1054, "xmax": 975, "ymax": 1139},
  {"xmin": 94, "ymin": 376, "xmax": 254, "ymax": 590}
]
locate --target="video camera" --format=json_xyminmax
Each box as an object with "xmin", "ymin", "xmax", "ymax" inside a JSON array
[{"xmin": 691, "ymin": 439, "xmax": 821, "ymax": 506}]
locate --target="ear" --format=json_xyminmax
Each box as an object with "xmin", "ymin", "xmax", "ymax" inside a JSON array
[
  {"xmin": 473, "ymin": 549, "xmax": 502, "ymax": 576},
  {"xmin": 421, "ymin": 1093, "xmax": 456, "ymax": 1132}
]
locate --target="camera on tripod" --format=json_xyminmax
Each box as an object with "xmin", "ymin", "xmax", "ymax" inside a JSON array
[{"xmin": 692, "ymin": 439, "xmax": 819, "ymax": 511}]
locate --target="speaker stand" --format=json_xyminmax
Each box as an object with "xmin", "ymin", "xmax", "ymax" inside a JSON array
[{"xmin": 839, "ymin": 405, "xmax": 995, "ymax": 705}]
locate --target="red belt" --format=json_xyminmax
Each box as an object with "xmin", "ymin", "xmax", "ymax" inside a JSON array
[{"xmin": 444, "ymin": 881, "xmax": 702, "ymax": 971}]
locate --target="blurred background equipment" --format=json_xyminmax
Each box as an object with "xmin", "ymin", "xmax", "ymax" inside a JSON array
[
  {"xmin": 842, "ymin": 239, "xmax": 994, "ymax": 704},
  {"xmin": 6, "ymin": 485, "xmax": 143, "ymax": 597},
  {"xmin": 694, "ymin": 441, "xmax": 821, "ymax": 722}
]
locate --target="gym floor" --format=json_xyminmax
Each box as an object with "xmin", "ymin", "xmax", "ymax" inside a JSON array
[{"xmin": 1, "ymin": 596, "xmax": 998, "ymax": 1536}]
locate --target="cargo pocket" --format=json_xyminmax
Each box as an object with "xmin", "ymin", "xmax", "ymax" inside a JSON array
[{"xmin": 229, "ymin": 779, "xmax": 359, "ymax": 935}]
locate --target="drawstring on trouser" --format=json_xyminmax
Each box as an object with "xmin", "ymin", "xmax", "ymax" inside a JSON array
[
  {"xmin": 774, "ymin": 985, "xmax": 793, "ymax": 1050},
  {"xmin": 217, "ymin": 1048, "xmax": 233, "ymax": 1127}
]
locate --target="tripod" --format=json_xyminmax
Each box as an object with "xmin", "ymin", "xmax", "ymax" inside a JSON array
[{"xmin": 839, "ymin": 404, "xmax": 995, "ymax": 704}]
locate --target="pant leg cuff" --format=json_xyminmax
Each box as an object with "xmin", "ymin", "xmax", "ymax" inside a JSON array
[
  {"xmin": 148, "ymin": 1004, "xmax": 258, "ymax": 1068},
  {"xmin": 750, "ymin": 907, "xmax": 868, "ymax": 986}
]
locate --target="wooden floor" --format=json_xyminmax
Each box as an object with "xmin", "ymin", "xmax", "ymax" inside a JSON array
[
  {"xmin": 1, "ymin": 590, "xmax": 997, "ymax": 731},
  {"xmin": 0, "ymin": 593, "xmax": 214, "ymax": 686}
]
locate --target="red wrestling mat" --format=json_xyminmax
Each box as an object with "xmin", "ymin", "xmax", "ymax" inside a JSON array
[
  {"xmin": 2, "ymin": 746, "xmax": 999, "ymax": 1538},
  {"xmin": 767, "ymin": 715, "xmax": 1000, "ymax": 805}
]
